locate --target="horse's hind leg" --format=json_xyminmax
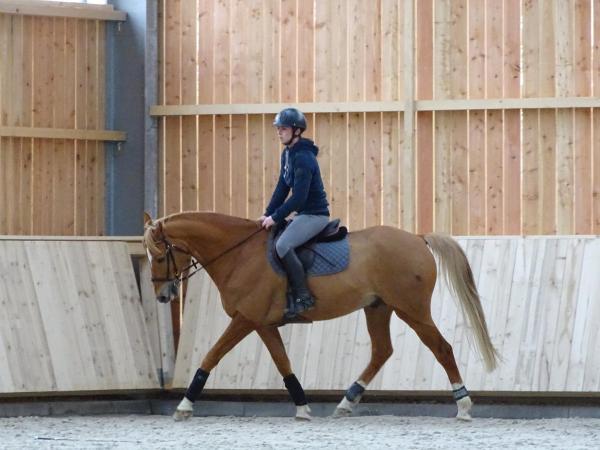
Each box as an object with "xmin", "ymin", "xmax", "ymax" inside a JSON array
[
  {"xmin": 397, "ymin": 310, "xmax": 473, "ymax": 421},
  {"xmin": 257, "ymin": 326, "xmax": 312, "ymax": 420},
  {"xmin": 333, "ymin": 301, "xmax": 393, "ymax": 417}
]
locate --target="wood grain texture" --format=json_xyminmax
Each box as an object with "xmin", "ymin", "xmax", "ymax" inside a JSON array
[
  {"xmin": 0, "ymin": 13, "xmax": 107, "ymax": 236},
  {"xmin": 0, "ymin": 241, "xmax": 160, "ymax": 394}
]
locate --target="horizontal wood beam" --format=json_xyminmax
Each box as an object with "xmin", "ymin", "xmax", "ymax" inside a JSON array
[
  {"xmin": 150, "ymin": 97, "xmax": 600, "ymax": 116},
  {"xmin": 0, "ymin": 126, "xmax": 126, "ymax": 142},
  {"xmin": 150, "ymin": 101, "xmax": 406, "ymax": 116},
  {"xmin": 0, "ymin": 235, "xmax": 144, "ymax": 256},
  {"xmin": 417, "ymin": 96, "xmax": 600, "ymax": 111},
  {"xmin": 0, "ymin": 0, "xmax": 126, "ymax": 21}
]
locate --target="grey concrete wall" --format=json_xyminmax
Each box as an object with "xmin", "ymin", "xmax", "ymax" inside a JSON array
[{"xmin": 105, "ymin": 0, "xmax": 151, "ymax": 235}]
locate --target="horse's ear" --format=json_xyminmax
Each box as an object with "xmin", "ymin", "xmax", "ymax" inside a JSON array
[
  {"xmin": 152, "ymin": 220, "xmax": 163, "ymax": 240},
  {"xmin": 143, "ymin": 211, "xmax": 153, "ymax": 227}
]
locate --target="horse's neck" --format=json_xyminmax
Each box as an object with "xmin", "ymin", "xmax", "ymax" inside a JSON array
[{"xmin": 170, "ymin": 212, "xmax": 254, "ymax": 252}]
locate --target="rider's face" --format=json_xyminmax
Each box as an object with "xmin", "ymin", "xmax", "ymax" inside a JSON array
[{"xmin": 276, "ymin": 126, "xmax": 293, "ymax": 144}]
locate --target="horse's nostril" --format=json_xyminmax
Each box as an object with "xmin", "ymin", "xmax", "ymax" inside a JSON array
[{"xmin": 157, "ymin": 296, "xmax": 169, "ymax": 304}]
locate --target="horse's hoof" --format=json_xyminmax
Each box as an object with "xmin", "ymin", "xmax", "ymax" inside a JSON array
[
  {"xmin": 295, "ymin": 404, "xmax": 312, "ymax": 421},
  {"xmin": 332, "ymin": 407, "xmax": 352, "ymax": 418},
  {"xmin": 173, "ymin": 409, "xmax": 193, "ymax": 421},
  {"xmin": 456, "ymin": 396, "xmax": 472, "ymax": 422}
]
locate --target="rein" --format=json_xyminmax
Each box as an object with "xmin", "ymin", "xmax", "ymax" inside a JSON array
[{"xmin": 151, "ymin": 227, "xmax": 264, "ymax": 285}]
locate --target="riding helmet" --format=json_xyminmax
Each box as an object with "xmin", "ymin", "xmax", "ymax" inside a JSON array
[{"xmin": 273, "ymin": 108, "xmax": 307, "ymax": 131}]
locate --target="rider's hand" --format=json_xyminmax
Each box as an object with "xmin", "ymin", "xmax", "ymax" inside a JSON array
[
  {"xmin": 262, "ymin": 216, "xmax": 275, "ymax": 229},
  {"xmin": 258, "ymin": 215, "xmax": 267, "ymax": 222}
]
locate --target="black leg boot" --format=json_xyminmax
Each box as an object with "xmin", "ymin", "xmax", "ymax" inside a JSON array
[{"xmin": 281, "ymin": 249, "xmax": 315, "ymax": 318}]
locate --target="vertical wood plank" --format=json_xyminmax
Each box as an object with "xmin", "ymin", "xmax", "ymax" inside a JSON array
[
  {"xmin": 331, "ymin": 0, "xmax": 347, "ymax": 102},
  {"xmin": 415, "ymin": 0, "xmax": 433, "ymax": 233},
  {"xmin": 381, "ymin": 0, "xmax": 400, "ymax": 102},
  {"xmin": 214, "ymin": 0, "xmax": 230, "ymax": 103},
  {"xmin": 85, "ymin": 20, "xmax": 99, "ymax": 235},
  {"xmin": 230, "ymin": 114, "xmax": 247, "ymax": 218},
  {"xmin": 75, "ymin": 19, "xmax": 88, "ymax": 234},
  {"xmin": 485, "ymin": 0, "xmax": 503, "ymax": 234},
  {"xmin": 262, "ymin": 0, "xmax": 279, "ymax": 103},
  {"xmin": 314, "ymin": 0, "xmax": 331, "ymax": 102},
  {"xmin": 382, "ymin": 112, "xmax": 400, "ymax": 226},
  {"xmin": 365, "ymin": 112, "xmax": 381, "ymax": 227},
  {"xmin": 435, "ymin": 112, "xmax": 452, "ymax": 232},
  {"xmin": 297, "ymin": 0, "xmax": 314, "ymax": 102},
  {"xmin": 433, "ymin": 1, "xmax": 452, "ymax": 233},
  {"xmin": 62, "ymin": 18, "xmax": 76, "ymax": 235},
  {"xmin": 365, "ymin": 0, "xmax": 381, "ymax": 101},
  {"xmin": 280, "ymin": 0, "xmax": 297, "ymax": 103},
  {"xmin": 503, "ymin": 0, "xmax": 521, "ymax": 234},
  {"xmin": 348, "ymin": 0, "xmax": 365, "ymax": 102},
  {"xmin": 247, "ymin": 115, "xmax": 264, "ymax": 219},
  {"xmin": 330, "ymin": 113, "xmax": 348, "ymax": 225},
  {"xmin": 164, "ymin": 0, "xmax": 182, "ymax": 215},
  {"xmin": 522, "ymin": 110, "xmax": 539, "ymax": 234},
  {"xmin": 198, "ymin": 0, "xmax": 214, "ymax": 104},
  {"xmin": 573, "ymin": 0, "xmax": 592, "ymax": 234},
  {"xmin": 19, "ymin": 17, "xmax": 33, "ymax": 234},
  {"xmin": 555, "ymin": 0, "xmax": 574, "ymax": 234},
  {"xmin": 314, "ymin": 114, "xmax": 332, "ymax": 226},
  {"xmin": 348, "ymin": 112, "xmax": 364, "ymax": 230},
  {"xmin": 95, "ymin": 21, "xmax": 105, "ymax": 235},
  {"xmin": 197, "ymin": 116, "xmax": 214, "ymax": 211},
  {"xmin": 32, "ymin": 17, "xmax": 54, "ymax": 235},
  {"xmin": 449, "ymin": 0, "xmax": 468, "ymax": 234},
  {"xmin": 52, "ymin": 17, "xmax": 66, "ymax": 235},
  {"xmin": 181, "ymin": 0, "xmax": 198, "ymax": 211},
  {"xmin": 0, "ymin": 15, "xmax": 11, "ymax": 234},
  {"xmin": 214, "ymin": 115, "xmax": 232, "ymax": 214},
  {"xmin": 451, "ymin": 112, "xmax": 468, "ymax": 234}
]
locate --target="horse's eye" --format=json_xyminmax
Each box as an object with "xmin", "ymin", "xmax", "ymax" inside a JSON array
[{"xmin": 156, "ymin": 256, "xmax": 165, "ymax": 263}]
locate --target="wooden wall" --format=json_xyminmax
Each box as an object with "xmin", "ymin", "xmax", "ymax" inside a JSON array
[
  {"xmin": 156, "ymin": 0, "xmax": 600, "ymax": 235},
  {"xmin": 171, "ymin": 236, "xmax": 600, "ymax": 393},
  {"xmin": 0, "ymin": 240, "xmax": 160, "ymax": 394},
  {"xmin": 0, "ymin": 13, "xmax": 106, "ymax": 236}
]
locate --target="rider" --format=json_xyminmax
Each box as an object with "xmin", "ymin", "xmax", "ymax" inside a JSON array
[{"xmin": 260, "ymin": 108, "xmax": 330, "ymax": 318}]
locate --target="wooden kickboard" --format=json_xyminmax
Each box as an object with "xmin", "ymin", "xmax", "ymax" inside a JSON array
[{"xmin": 0, "ymin": 240, "xmax": 160, "ymax": 394}]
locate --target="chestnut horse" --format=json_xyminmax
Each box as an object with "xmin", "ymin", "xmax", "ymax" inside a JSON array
[{"xmin": 143, "ymin": 211, "xmax": 498, "ymax": 421}]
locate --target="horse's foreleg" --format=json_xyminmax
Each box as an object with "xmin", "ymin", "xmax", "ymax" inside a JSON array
[
  {"xmin": 257, "ymin": 326, "xmax": 312, "ymax": 421},
  {"xmin": 399, "ymin": 311, "xmax": 473, "ymax": 421},
  {"xmin": 174, "ymin": 314, "xmax": 255, "ymax": 421},
  {"xmin": 333, "ymin": 302, "xmax": 393, "ymax": 418}
]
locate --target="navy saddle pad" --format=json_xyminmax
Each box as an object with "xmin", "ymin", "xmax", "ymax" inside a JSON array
[{"xmin": 267, "ymin": 219, "xmax": 350, "ymax": 277}]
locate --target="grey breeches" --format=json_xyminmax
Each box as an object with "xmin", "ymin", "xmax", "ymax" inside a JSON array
[{"xmin": 275, "ymin": 214, "xmax": 329, "ymax": 258}]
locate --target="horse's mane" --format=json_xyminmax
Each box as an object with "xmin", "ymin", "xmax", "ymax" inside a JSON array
[{"xmin": 143, "ymin": 211, "xmax": 258, "ymax": 255}]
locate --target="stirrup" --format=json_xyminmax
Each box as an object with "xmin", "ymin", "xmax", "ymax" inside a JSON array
[{"xmin": 284, "ymin": 294, "xmax": 315, "ymax": 319}]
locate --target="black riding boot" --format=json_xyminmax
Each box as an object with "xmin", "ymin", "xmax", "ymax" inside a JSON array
[{"xmin": 281, "ymin": 249, "xmax": 315, "ymax": 318}]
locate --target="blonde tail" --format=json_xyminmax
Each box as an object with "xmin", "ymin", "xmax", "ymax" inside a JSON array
[{"xmin": 424, "ymin": 233, "xmax": 499, "ymax": 372}]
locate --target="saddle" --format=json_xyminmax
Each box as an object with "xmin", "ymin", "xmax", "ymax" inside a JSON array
[{"xmin": 267, "ymin": 218, "xmax": 350, "ymax": 276}]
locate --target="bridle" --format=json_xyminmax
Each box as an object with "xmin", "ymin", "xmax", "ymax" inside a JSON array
[
  {"xmin": 149, "ymin": 227, "xmax": 264, "ymax": 285},
  {"xmin": 150, "ymin": 239, "xmax": 201, "ymax": 284}
]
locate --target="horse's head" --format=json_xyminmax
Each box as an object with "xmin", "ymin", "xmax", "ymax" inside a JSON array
[{"xmin": 143, "ymin": 212, "xmax": 193, "ymax": 304}]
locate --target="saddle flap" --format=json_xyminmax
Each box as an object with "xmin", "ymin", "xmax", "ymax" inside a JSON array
[{"xmin": 319, "ymin": 219, "xmax": 340, "ymax": 237}]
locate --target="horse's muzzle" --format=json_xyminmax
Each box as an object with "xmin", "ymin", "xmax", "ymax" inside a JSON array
[{"xmin": 156, "ymin": 280, "xmax": 180, "ymax": 304}]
